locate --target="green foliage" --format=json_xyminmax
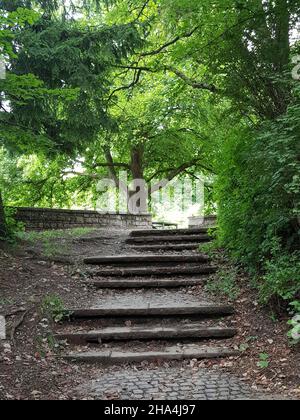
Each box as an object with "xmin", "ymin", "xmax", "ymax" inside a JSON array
[
  {"xmin": 0, "ymin": 7, "xmax": 39, "ymax": 57},
  {"xmin": 257, "ymin": 353, "xmax": 270, "ymax": 369},
  {"xmin": 41, "ymin": 295, "xmax": 69, "ymax": 323},
  {"xmin": 0, "ymin": 1, "xmax": 143, "ymax": 236},
  {"xmin": 199, "ymin": 239, "xmax": 220, "ymax": 258},
  {"xmin": 239, "ymin": 343, "xmax": 250, "ymax": 353},
  {"xmin": 2, "ymin": 16, "xmax": 141, "ymax": 155},
  {"xmin": 3, "ymin": 207, "xmax": 25, "ymax": 240},
  {"xmin": 205, "ymin": 267, "xmax": 240, "ymax": 301},
  {"xmin": 216, "ymin": 88, "xmax": 300, "ymax": 304},
  {"xmin": 259, "ymin": 251, "xmax": 300, "ymax": 304}
]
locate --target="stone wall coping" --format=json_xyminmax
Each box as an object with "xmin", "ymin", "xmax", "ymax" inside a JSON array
[{"xmin": 11, "ymin": 207, "xmax": 151, "ymax": 217}]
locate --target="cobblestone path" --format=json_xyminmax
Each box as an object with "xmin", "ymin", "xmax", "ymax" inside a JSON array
[{"xmin": 78, "ymin": 366, "xmax": 264, "ymax": 400}]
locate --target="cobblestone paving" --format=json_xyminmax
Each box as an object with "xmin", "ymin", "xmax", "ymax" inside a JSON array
[{"xmin": 78, "ymin": 366, "xmax": 268, "ymax": 400}]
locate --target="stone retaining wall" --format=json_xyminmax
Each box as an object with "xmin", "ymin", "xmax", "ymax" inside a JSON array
[{"xmin": 13, "ymin": 207, "xmax": 152, "ymax": 231}]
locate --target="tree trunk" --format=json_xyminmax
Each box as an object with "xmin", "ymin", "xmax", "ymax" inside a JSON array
[
  {"xmin": 129, "ymin": 144, "xmax": 147, "ymax": 213},
  {"xmin": 130, "ymin": 144, "xmax": 144, "ymax": 180},
  {"xmin": 0, "ymin": 190, "xmax": 8, "ymax": 239}
]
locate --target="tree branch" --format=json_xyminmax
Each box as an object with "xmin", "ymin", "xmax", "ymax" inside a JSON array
[
  {"xmin": 62, "ymin": 162, "xmax": 130, "ymax": 180},
  {"xmin": 135, "ymin": 0, "xmax": 151, "ymax": 22},
  {"xmin": 62, "ymin": 171, "xmax": 101, "ymax": 179},
  {"xmin": 103, "ymin": 146, "xmax": 121, "ymax": 185},
  {"xmin": 92, "ymin": 161, "xmax": 130, "ymax": 169},
  {"xmin": 166, "ymin": 66, "xmax": 219, "ymax": 93},
  {"xmin": 148, "ymin": 158, "xmax": 215, "ymax": 186},
  {"xmin": 110, "ymin": 64, "xmax": 219, "ymax": 94},
  {"xmin": 148, "ymin": 158, "xmax": 199, "ymax": 191},
  {"xmin": 140, "ymin": 27, "xmax": 199, "ymax": 57},
  {"xmin": 113, "ymin": 64, "xmax": 155, "ymax": 72},
  {"xmin": 108, "ymin": 69, "xmax": 143, "ymax": 101}
]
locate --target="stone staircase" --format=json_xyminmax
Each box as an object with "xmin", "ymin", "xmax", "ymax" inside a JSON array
[
  {"xmin": 128, "ymin": 228, "xmax": 212, "ymax": 251},
  {"xmin": 57, "ymin": 228, "xmax": 238, "ymax": 365}
]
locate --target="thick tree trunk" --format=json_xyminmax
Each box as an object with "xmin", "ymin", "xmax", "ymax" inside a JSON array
[
  {"xmin": 129, "ymin": 144, "xmax": 147, "ymax": 213},
  {"xmin": 0, "ymin": 190, "xmax": 8, "ymax": 239},
  {"xmin": 130, "ymin": 144, "xmax": 144, "ymax": 180}
]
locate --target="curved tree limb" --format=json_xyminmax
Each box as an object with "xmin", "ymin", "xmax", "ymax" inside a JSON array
[
  {"xmin": 140, "ymin": 27, "xmax": 199, "ymax": 57},
  {"xmin": 148, "ymin": 158, "xmax": 215, "ymax": 192},
  {"xmin": 165, "ymin": 66, "xmax": 219, "ymax": 93},
  {"xmin": 108, "ymin": 69, "xmax": 143, "ymax": 102}
]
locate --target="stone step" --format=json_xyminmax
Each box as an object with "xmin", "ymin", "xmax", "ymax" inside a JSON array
[
  {"xmin": 84, "ymin": 254, "xmax": 209, "ymax": 265},
  {"xmin": 90, "ymin": 265, "xmax": 217, "ymax": 277},
  {"xmin": 55, "ymin": 324, "xmax": 237, "ymax": 344},
  {"xmin": 130, "ymin": 244, "xmax": 200, "ymax": 252},
  {"xmin": 85, "ymin": 277, "xmax": 207, "ymax": 288},
  {"xmin": 127, "ymin": 235, "xmax": 211, "ymax": 245},
  {"xmin": 63, "ymin": 344, "xmax": 238, "ymax": 364},
  {"xmin": 130, "ymin": 228, "xmax": 211, "ymax": 237},
  {"xmin": 70, "ymin": 303, "xmax": 234, "ymax": 319}
]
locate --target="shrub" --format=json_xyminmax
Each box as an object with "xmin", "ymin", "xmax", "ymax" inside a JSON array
[
  {"xmin": 215, "ymin": 88, "xmax": 300, "ymax": 305},
  {"xmin": 259, "ymin": 251, "xmax": 300, "ymax": 304},
  {"xmin": 1, "ymin": 207, "xmax": 24, "ymax": 242}
]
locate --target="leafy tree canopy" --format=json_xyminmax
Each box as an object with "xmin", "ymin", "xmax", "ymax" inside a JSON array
[{"xmin": 0, "ymin": 0, "xmax": 299, "ymax": 307}]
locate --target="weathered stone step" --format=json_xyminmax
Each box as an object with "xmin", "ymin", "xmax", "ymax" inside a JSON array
[
  {"xmin": 56, "ymin": 324, "xmax": 237, "ymax": 344},
  {"xmin": 85, "ymin": 277, "xmax": 207, "ymax": 288},
  {"xmin": 127, "ymin": 235, "xmax": 210, "ymax": 245},
  {"xmin": 130, "ymin": 228, "xmax": 211, "ymax": 237},
  {"xmin": 70, "ymin": 303, "xmax": 234, "ymax": 318},
  {"xmin": 90, "ymin": 265, "xmax": 217, "ymax": 277},
  {"xmin": 63, "ymin": 344, "xmax": 238, "ymax": 364},
  {"xmin": 84, "ymin": 254, "xmax": 209, "ymax": 265},
  {"xmin": 130, "ymin": 244, "xmax": 200, "ymax": 252}
]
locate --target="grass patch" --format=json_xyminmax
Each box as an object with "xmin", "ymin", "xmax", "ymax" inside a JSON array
[
  {"xmin": 41, "ymin": 295, "xmax": 70, "ymax": 323},
  {"xmin": 0, "ymin": 297, "xmax": 15, "ymax": 306},
  {"xmin": 206, "ymin": 267, "xmax": 240, "ymax": 301},
  {"xmin": 17, "ymin": 227, "xmax": 94, "ymax": 242},
  {"xmin": 199, "ymin": 240, "xmax": 220, "ymax": 257},
  {"xmin": 16, "ymin": 227, "xmax": 95, "ymax": 257}
]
